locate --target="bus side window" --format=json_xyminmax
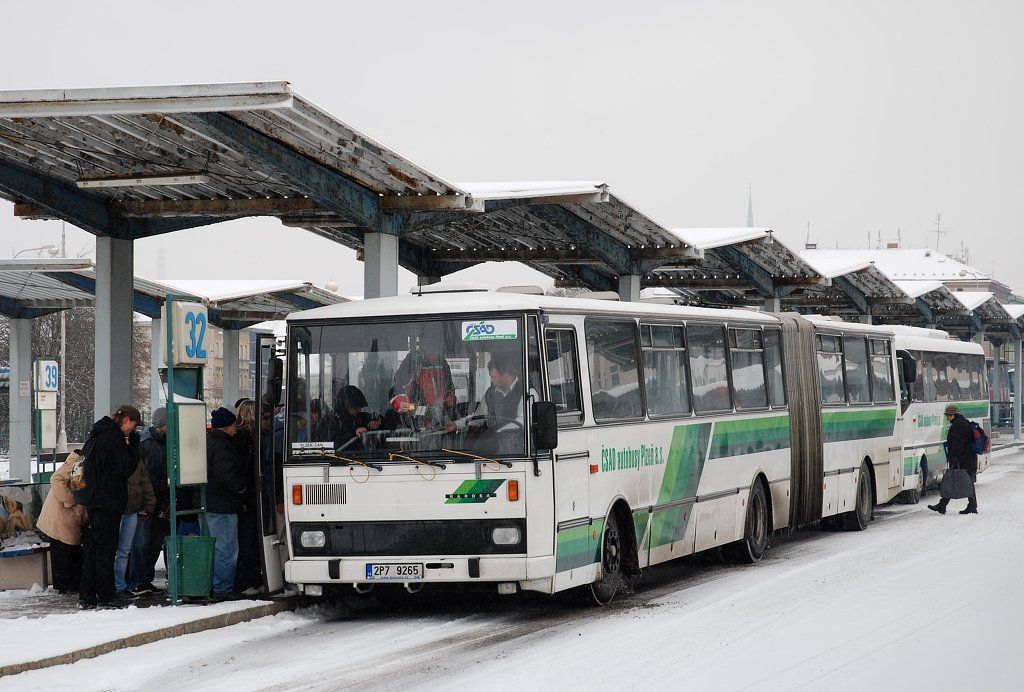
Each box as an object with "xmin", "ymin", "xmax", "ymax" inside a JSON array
[
  {"xmin": 868, "ymin": 338, "xmax": 895, "ymax": 403},
  {"xmin": 585, "ymin": 319, "xmax": 644, "ymax": 422},
  {"xmin": 816, "ymin": 334, "xmax": 846, "ymax": 405},
  {"xmin": 764, "ymin": 328, "xmax": 786, "ymax": 408},
  {"xmin": 687, "ymin": 323, "xmax": 732, "ymax": 414},
  {"xmin": 843, "ymin": 336, "xmax": 871, "ymax": 404},
  {"xmin": 729, "ymin": 327, "xmax": 768, "ymax": 410},
  {"xmin": 544, "ymin": 328, "xmax": 583, "ymax": 427}
]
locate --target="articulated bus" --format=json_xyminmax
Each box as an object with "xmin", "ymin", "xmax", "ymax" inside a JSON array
[
  {"xmin": 267, "ymin": 289, "xmax": 917, "ymax": 604},
  {"xmin": 891, "ymin": 326, "xmax": 990, "ymax": 504}
]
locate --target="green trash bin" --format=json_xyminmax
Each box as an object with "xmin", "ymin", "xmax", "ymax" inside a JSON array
[{"xmin": 169, "ymin": 535, "xmax": 215, "ymax": 597}]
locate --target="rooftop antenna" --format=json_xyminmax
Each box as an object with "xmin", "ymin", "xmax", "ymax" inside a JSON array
[
  {"xmin": 932, "ymin": 213, "xmax": 947, "ymax": 252},
  {"xmin": 746, "ymin": 184, "xmax": 754, "ymax": 227},
  {"xmin": 804, "ymin": 221, "xmax": 816, "ymax": 249}
]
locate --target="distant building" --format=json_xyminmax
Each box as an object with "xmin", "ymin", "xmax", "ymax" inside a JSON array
[{"xmin": 801, "ymin": 247, "xmax": 1017, "ymax": 303}]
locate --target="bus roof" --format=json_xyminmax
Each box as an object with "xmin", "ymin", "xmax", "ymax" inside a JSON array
[
  {"xmin": 893, "ymin": 333, "xmax": 985, "ymax": 355},
  {"xmin": 800, "ymin": 314, "xmax": 896, "ymax": 337},
  {"xmin": 285, "ymin": 290, "xmax": 781, "ymax": 324}
]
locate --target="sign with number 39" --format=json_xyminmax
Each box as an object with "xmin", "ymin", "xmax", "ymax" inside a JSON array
[{"xmin": 165, "ymin": 302, "xmax": 210, "ymax": 366}]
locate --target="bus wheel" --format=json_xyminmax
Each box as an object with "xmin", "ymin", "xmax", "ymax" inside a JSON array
[
  {"xmin": 589, "ymin": 514, "xmax": 623, "ymax": 606},
  {"xmin": 843, "ymin": 462, "xmax": 873, "ymax": 531},
  {"xmin": 728, "ymin": 481, "xmax": 770, "ymax": 564},
  {"xmin": 897, "ymin": 465, "xmax": 925, "ymax": 505}
]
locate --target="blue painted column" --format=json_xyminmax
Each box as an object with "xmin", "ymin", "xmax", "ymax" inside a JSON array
[
  {"xmin": 8, "ymin": 318, "xmax": 32, "ymax": 481},
  {"xmin": 94, "ymin": 237, "xmax": 135, "ymax": 419}
]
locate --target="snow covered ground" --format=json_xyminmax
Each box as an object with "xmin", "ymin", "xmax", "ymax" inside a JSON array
[{"xmin": 6, "ymin": 448, "xmax": 1024, "ymax": 691}]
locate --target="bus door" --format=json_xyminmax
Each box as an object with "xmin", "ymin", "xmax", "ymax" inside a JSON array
[
  {"xmin": 255, "ymin": 333, "xmax": 285, "ymax": 594},
  {"xmin": 543, "ymin": 327, "xmax": 591, "ymax": 555}
]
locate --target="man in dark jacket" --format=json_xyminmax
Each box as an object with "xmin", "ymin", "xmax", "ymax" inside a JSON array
[
  {"xmin": 929, "ymin": 404, "xmax": 979, "ymax": 515},
  {"xmin": 136, "ymin": 406, "xmax": 169, "ymax": 595},
  {"xmin": 206, "ymin": 407, "xmax": 247, "ymax": 598},
  {"xmin": 79, "ymin": 405, "xmax": 143, "ymax": 609}
]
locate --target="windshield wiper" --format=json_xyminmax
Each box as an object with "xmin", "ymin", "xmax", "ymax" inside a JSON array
[
  {"xmin": 293, "ymin": 454, "xmax": 384, "ymax": 472},
  {"xmin": 389, "ymin": 452, "xmax": 447, "ymax": 470},
  {"xmin": 441, "ymin": 449, "xmax": 513, "ymax": 468}
]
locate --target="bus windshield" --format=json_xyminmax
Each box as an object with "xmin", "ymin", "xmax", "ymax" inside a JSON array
[{"xmin": 286, "ymin": 316, "xmax": 529, "ymax": 460}]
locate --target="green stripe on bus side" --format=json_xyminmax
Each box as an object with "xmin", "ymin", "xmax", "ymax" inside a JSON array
[
  {"xmin": 633, "ymin": 509, "xmax": 650, "ymax": 548},
  {"xmin": 958, "ymin": 401, "xmax": 989, "ymax": 418},
  {"xmin": 657, "ymin": 423, "xmax": 713, "ymax": 506},
  {"xmin": 555, "ymin": 518, "xmax": 605, "ymax": 573},
  {"xmin": 821, "ymin": 408, "xmax": 896, "ymax": 443},
  {"xmin": 708, "ymin": 415, "xmax": 791, "ymax": 459},
  {"xmin": 649, "ymin": 422, "xmax": 711, "ymax": 549}
]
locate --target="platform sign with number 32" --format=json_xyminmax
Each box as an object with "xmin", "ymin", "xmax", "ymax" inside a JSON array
[{"xmin": 166, "ymin": 302, "xmax": 210, "ymax": 366}]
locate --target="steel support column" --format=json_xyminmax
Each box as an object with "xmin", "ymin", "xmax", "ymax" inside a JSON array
[
  {"xmin": 859, "ymin": 311, "xmax": 873, "ymax": 325},
  {"xmin": 222, "ymin": 328, "xmax": 241, "ymax": 408},
  {"xmin": 763, "ymin": 297, "xmax": 781, "ymax": 312},
  {"xmin": 618, "ymin": 274, "xmax": 641, "ymax": 302},
  {"xmin": 8, "ymin": 318, "xmax": 32, "ymax": 481},
  {"xmin": 94, "ymin": 237, "xmax": 134, "ymax": 419},
  {"xmin": 1015, "ymin": 338, "xmax": 1022, "ymax": 441},
  {"xmin": 150, "ymin": 317, "xmax": 164, "ymax": 412},
  {"xmin": 417, "ymin": 275, "xmax": 441, "ymax": 287},
  {"xmin": 364, "ymin": 232, "xmax": 399, "ymax": 299}
]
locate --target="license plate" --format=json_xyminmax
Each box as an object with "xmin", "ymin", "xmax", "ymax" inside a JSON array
[{"xmin": 365, "ymin": 563, "xmax": 424, "ymax": 580}]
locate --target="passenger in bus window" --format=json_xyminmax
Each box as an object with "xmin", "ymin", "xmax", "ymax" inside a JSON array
[{"xmin": 335, "ymin": 385, "xmax": 381, "ymax": 451}]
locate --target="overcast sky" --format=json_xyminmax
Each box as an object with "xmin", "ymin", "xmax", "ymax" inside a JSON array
[{"xmin": 1, "ymin": 0, "xmax": 1021, "ymax": 297}]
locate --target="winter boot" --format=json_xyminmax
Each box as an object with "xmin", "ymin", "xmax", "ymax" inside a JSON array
[{"xmin": 927, "ymin": 502, "xmax": 947, "ymax": 514}]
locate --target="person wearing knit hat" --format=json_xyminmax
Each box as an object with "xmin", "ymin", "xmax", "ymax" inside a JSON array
[
  {"xmin": 205, "ymin": 406, "xmax": 246, "ymax": 599},
  {"xmin": 211, "ymin": 406, "xmax": 237, "ymax": 430}
]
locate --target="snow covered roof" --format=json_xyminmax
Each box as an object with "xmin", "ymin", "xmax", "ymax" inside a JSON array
[
  {"xmin": 801, "ymin": 248, "xmax": 989, "ymax": 283},
  {"xmin": 668, "ymin": 227, "xmax": 769, "ymax": 250},
  {"xmin": 0, "ymin": 259, "xmax": 200, "ymax": 319},
  {"xmin": 951, "ymin": 291, "xmax": 995, "ymax": 312},
  {"xmin": 160, "ymin": 279, "xmax": 347, "ymax": 329}
]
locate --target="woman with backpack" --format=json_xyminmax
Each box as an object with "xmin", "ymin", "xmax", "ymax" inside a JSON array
[
  {"xmin": 77, "ymin": 405, "xmax": 143, "ymax": 610},
  {"xmin": 37, "ymin": 449, "xmax": 89, "ymax": 594},
  {"xmin": 929, "ymin": 404, "xmax": 980, "ymax": 515}
]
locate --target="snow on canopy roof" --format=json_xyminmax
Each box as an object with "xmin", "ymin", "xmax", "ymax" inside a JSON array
[
  {"xmin": 0, "ymin": 258, "xmax": 199, "ymax": 319},
  {"xmin": 893, "ymin": 280, "xmax": 947, "ymax": 299},
  {"xmin": 159, "ymin": 278, "xmax": 346, "ymax": 329},
  {"xmin": 951, "ymin": 291, "xmax": 995, "ymax": 312},
  {"xmin": 668, "ymin": 227, "xmax": 769, "ymax": 250},
  {"xmin": 797, "ymin": 250, "xmax": 871, "ymax": 278},
  {"xmin": 1002, "ymin": 304, "xmax": 1024, "ymax": 320},
  {"xmin": 456, "ymin": 181, "xmax": 607, "ymax": 201},
  {"xmin": 801, "ymin": 248, "xmax": 988, "ymax": 282}
]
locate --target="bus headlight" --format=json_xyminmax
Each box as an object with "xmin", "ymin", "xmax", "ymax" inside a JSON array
[
  {"xmin": 300, "ymin": 530, "xmax": 327, "ymax": 548},
  {"xmin": 491, "ymin": 527, "xmax": 521, "ymax": 546}
]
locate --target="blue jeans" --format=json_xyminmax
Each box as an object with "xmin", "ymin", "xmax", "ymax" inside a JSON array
[
  {"xmin": 114, "ymin": 513, "xmax": 149, "ymax": 592},
  {"xmin": 205, "ymin": 513, "xmax": 239, "ymax": 594}
]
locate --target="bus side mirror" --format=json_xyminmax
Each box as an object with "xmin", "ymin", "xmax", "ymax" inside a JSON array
[
  {"xmin": 532, "ymin": 401, "xmax": 558, "ymax": 451},
  {"xmin": 266, "ymin": 357, "xmax": 284, "ymax": 407},
  {"xmin": 897, "ymin": 350, "xmax": 917, "ymax": 384}
]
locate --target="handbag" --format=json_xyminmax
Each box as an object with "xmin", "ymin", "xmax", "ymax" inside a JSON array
[{"xmin": 940, "ymin": 468, "xmax": 974, "ymax": 500}]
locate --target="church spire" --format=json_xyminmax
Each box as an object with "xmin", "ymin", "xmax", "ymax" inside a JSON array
[{"xmin": 746, "ymin": 184, "xmax": 754, "ymax": 227}]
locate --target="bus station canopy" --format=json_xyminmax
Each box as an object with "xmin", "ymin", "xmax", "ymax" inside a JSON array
[
  {"xmin": 0, "ymin": 260, "xmax": 343, "ymax": 327},
  {"xmin": 0, "ymin": 81, "xmax": 1021, "ymax": 339},
  {"xmin": 0, "ymin": 82, "xmax": 699, "ymax": 288}
]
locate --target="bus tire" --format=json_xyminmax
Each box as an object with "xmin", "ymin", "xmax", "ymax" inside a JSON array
[
  {"xmin": 897, "ymin": 463, "xmax": 925, "ymax": 504},
  {"xmin": 727, "ymin": 481, "xmax": 770, "ymax": 564},
  {"xmin": 843, "ymin": 462, "xmax": 873, "ymax": 531},
  {"xmin": 589, "ymin": 513, "xmax": 623, "ymax": 606}
]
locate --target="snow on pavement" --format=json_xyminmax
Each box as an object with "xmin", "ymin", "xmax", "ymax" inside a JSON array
[
  {"xmin": 0, "ymin": 599, "xmax": 274, "ymax": 670},
  {"xmin": 5, "ymin": 449, "xmax": 1024, "ymax": 691}
]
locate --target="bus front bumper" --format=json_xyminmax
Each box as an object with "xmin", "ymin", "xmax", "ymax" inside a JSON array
[{"xmin": 285, "ymin": 555, "xmax": 555, "ymax": 584}]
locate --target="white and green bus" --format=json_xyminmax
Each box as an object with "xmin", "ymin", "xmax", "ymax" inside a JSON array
[
  {"xmin": 274, "ymin": 289, "xmax": 910, "ymax": 603},
  {"xmin": 891, "ymin": 326, "xmax": 990, "ymax": 504}
]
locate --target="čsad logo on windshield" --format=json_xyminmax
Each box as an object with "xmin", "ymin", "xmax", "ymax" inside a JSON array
[
  {"xmin": 465, "ymin": 321, "xmax": 496, "ymax": 338},
  {"xmin": 461, "ymin": 320, "xmax": 518, "ymax": 341}
]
